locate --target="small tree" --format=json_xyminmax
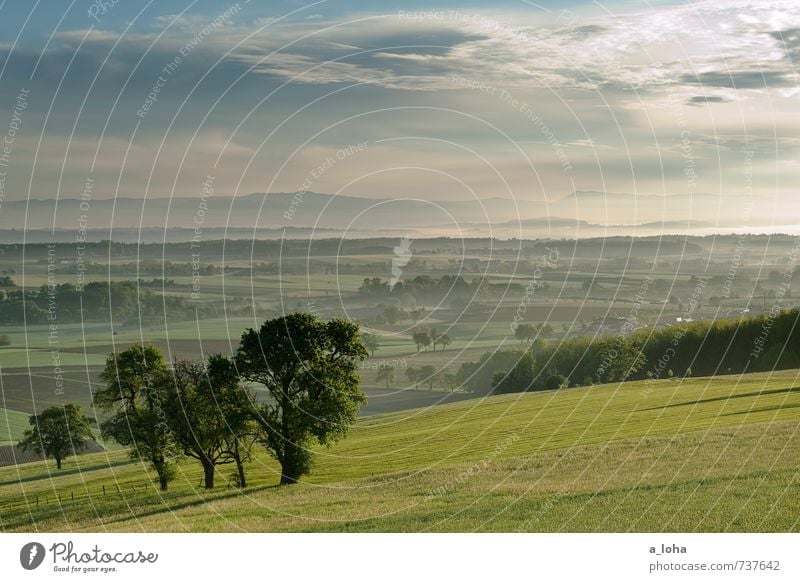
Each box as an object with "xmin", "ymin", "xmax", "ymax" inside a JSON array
[
  {"xmin": 418, "ymin": 365, "xmax": 436, "ymax": 390},
  {"xmin": 376, "ymin": 364, "xmax": 396, "ymax": 388},
  {"xmin": 236, "ymin": 313, "xmax": 367, "ymax": 485},
  {"xmin": 439, "ymin": 372, "xmax": 458, "ymax": 392},
  {"xmin": 405, "ymin": 366, "xmax": 420, "ymax": 388},
  {"xmin": 411, "ymin": 328, "xmax": 432, "ymax": 352},
  {"xmin": 383, "ymin": 306, "xmax": 401, "ymax": 325},
  {"xmin": 0, "ymin": 334, "xmax": 10, "ymax": 347},
  {"xmin": 434, "ymin": 332, "xmax": 452, "ymax": 351},
  {"xmin": 19, "ymin": 404, "xmax": 95, "ymax": 469},
  {"xmin": 429, "ymin": 328, "xmax": 440, "ymax": 351},
  {"xmin": 514, "ymin": 324, "xmax": 535, "ymax": 344},
  {"xmin": 361, "ymin": 332, "xmax": 380, "ymax": 357}
]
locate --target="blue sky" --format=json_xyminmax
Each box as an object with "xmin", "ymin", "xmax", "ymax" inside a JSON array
[{"xmin": 0, "ymin": 0, "xmax": 797, "ymax": 225}]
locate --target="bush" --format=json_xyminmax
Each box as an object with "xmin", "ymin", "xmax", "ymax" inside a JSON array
[
  {"xmin": 543, "ymin": 373, "xmax": 567, "ymax": 390},
  {"xmin": 0, "ymin": 334, "xmax": 9, "ymax": 346}
]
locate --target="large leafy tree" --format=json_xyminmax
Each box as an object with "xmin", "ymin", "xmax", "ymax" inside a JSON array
[
  {"xmin": 19, "ymin": 404, "xmax": 95, "ymax": 469},
  {"xmin": 236, "ymin": 313, "xmax": 368, "ymax": 484},
  {"xmin": 163, "ymin": 356, "xmax": 255, "ymax": 489},
  {"xmin": 96, "ymin": 344, "xmax": 178, "ymax": 491}
]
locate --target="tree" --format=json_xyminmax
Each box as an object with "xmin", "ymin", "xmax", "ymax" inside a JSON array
[
  {"xmin": 492, "ymin": 351, "xmax": 535, "ymax": 394},
  {"xmin": 405, "ymin": 366, "xmax": 420, "ymax": 388},
  {"xmin": 163, "ymin": 356, "xmax": 254, "ymax": 489},
  {"xmin": 514, "ymin": 324, "xmax": 535, "ymax": 343},
  {"xmin": 376, "ymin": 364, "xmax": 396, "ymax": 388},
  {"xmin": 596, "ymin": 339, "xmax": 646, "ymax": 383},
  {"xmin": 418, "ymin": 365, "xmax": 436, "ymax": 390},
  {"xmin": 434, "ymin": 332, "xmax": 452, "ymax": 351},
  {"xmin": 411, "ymin": 328, "xmax": 432, "ymax": 352},
  {"xmin": 18, "ymin": 404, "xmax": 95, "ymax": 469},
  {"xmin": 361, "ymin": 332, "xmax": 380, "ymax": 357},
  {"xmin": 236, "ymin": 313, "xmax": 367, "ymax": 485},
  {"xmin": 429, "ymin": 327, "xmax": 440, "ymax": 351},
  {"xmin": 439, "ymin": 372, "xmax": 458, "ymax": 392},
  {"xmin": 542, "ymin": 373, "xmax": 567, "ymax": 390},
  {"xmin": 96, "ymin": 344, "xmax": 178, "ymax": 491},
  {"xmin": 383, "ymin": 306, "xmax": 402, "ymax": 325}
]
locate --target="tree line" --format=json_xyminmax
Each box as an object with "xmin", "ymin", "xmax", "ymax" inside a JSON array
[
  {"xmin": 457, "ymin": 309, "xmax": 800, "ymax": 393},
  {"xmin": 19, "ymin": 313, "xmax": 367, "ymax": 489},
  {"xmin": 0, "ymin": 281, "xmax": 222, "ymax": 324}
]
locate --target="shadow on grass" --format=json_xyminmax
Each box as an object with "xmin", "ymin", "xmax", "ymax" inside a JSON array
[
  {"xmin": 721, "ymin": 402, "xmax": 800, "ymax": 416},
  {"xmin": 2, "ymin": 482, "xmax": 281, "ymax": 532},
  {"xmin": 637, "ymin": 386, "xmax": 800, "ymax": 412},
  {"xmin": 0, "ymin": 458, "xmax": 133, "ymax": 487}
]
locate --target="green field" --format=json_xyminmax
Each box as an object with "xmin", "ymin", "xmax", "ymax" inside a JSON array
[
  {"xmin": 1, "ymin": 369, "xmax": 798, "ymax": 532},
  {"xmin": 0, "ymin": 407, "xmax": 30, "ymax": 444}
]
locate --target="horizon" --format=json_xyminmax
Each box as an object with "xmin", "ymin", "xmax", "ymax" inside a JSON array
[{"xmin": 0, "ymin": 0, "xmax": 796, "ymax": 238}]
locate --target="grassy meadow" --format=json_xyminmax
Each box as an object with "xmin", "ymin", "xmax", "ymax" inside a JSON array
[{"xmin": 1, "ymin": 369, "xmax": 798, "ymax": 532}]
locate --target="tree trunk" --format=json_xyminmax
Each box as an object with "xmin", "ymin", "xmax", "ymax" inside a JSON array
[
  {"xmin": 280, "ymin": 462, "xmax": 300, "ymax": 485},
  {"xmin": 202, "ymin": 458, "xmax": 215, "ymax": 489},
  {"xmin": 279, "ymin": 442, "xmax": 303, "ymax": 485},
  {"xmin": 154, "ymin": 459, "xmax": 169, "ymax": 491},
  {"xmin": 56, "ymin": 457, "xmax": 62, "ymax": 470},
  {"xmin": 236, "ymin": 456, "xmax": 247, "ymax": 488},
  {"xmin": 233, "ymin": 441, "xmax": 247, "ymax": 488}
]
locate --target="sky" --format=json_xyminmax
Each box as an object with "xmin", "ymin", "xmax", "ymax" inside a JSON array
[{"xmin": 0, "ymin": 0, "xmax": 797, "ymax": 223}]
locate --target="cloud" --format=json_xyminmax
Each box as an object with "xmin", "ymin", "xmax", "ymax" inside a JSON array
[
  {"xmin": 680, "ymin": 70, "xmax": 794, "ymax": 89},
  {"xmin": 686, "ymin": 95, "xmax": 733, "ymax": 105}
]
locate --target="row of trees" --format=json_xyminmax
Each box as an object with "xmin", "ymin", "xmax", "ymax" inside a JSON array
[
  {"xmin": 411, "ymin": 327, "xmax": 452, "ymax": 352},
  {"xmin": 20, "ymin": 313, "xmax": 368, "ymax": 489},
  {"xmin": 457, "ymin": 309, "xmax": 800, "ymax": 393},
  {"xmin": 0, "ymin": 281, "xmax": 222, "ymax": 324},
  {"xmin": 360, "ymin": 275, "xmax": 524, "ymax": 301},
  {"xmin": 372, "ymin": 363, "xmax": 457, "ymax": 391}
]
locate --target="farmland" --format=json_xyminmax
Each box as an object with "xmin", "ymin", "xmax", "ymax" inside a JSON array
[
  {"xmin": 1, "ymin": 235, "xmax": 799, "ymax": 532},
  {"xmin": 1, "ymin": 369, "xmax": 798, "ymax": 532}
]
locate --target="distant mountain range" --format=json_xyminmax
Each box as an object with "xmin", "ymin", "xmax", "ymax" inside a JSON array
[{"xmin": 0, "ymin": 190, "xmax": 788, "ymax": 242}]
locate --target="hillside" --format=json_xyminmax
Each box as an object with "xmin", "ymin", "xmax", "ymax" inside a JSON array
[{"xmin": 1, "ymin": 370, "xmax": 799, "ymax": 532}]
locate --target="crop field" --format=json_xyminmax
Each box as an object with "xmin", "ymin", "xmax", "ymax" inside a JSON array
[
  {"xmin": 0, "ymin": 407, "xmax": 30, "ymax": 444},
  {"xmin": 1, "ymin": 369, "xmax": 798, "ymax": 532}
]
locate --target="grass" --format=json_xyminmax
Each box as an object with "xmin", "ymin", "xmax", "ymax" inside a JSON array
[
  {"xmin": 0, "ymin": 407, "xmax": 29, "ymax": 443},
  {"xmin": 0, "ymin": 369, "xmax": 799, "ymax": 532}
]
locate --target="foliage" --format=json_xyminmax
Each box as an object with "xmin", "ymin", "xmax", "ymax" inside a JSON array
[
  {"xmin": 18, "ymin": 404, "xmax": 95, "ymax": 470},
  {"xmin": 236, "ymin": 313, "xmax": 367, "ymax": 484},
  {"xmin": 376, "ymin": 364, "xmax": 396, "ymax": 388},
  {"xmin": 96, "ymin": 344, "xmax": 178, "ymax": 490},
  {"xmin": 492, "ymin": 350, "xmax": 535, "ymax": 394},
  {"xmin": 361, "ymin": 332, "xmax": 380, "ymax": 357},
  {"xmin": 460, "ymin": 310, "xmax": 800, "ymax": 393},
  {"xmin": 0, "ymin": 281, "xmax": 220, "ymax": 324},
  {"xmin": 162, "ymin": 356, "xmax": 254, "ymax": 489}
]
